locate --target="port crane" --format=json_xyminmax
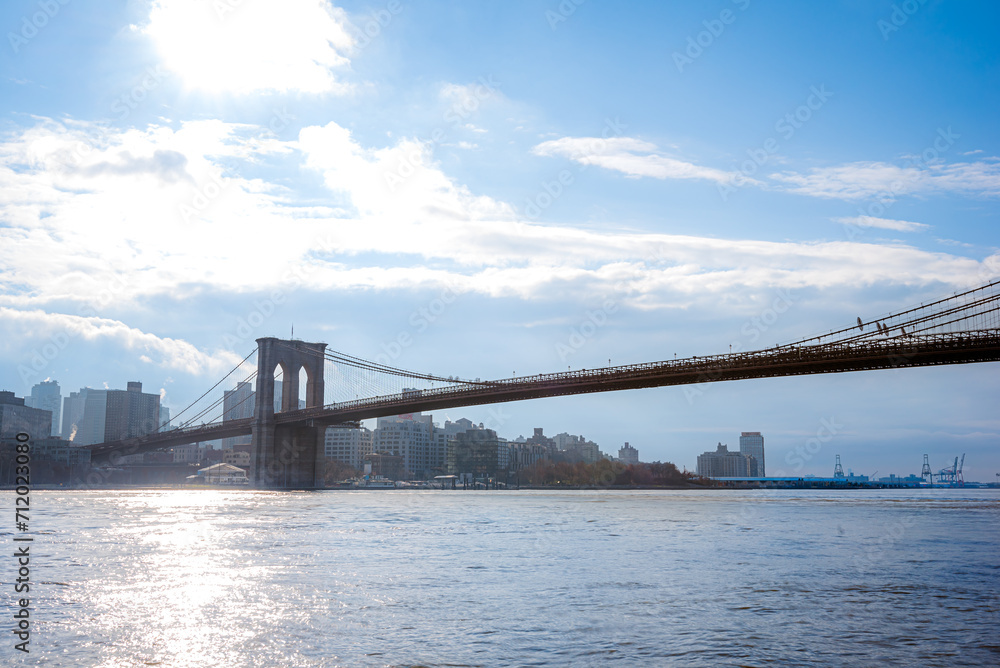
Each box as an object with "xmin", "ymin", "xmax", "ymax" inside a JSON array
[{"xmin": 935, "ymin": 454, "xmax": 966, "ymax": 486}]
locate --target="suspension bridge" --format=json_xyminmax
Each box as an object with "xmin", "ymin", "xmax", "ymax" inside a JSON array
[{"xmin": 86, "ymin": 279, "xmax": 1000, "ymax": 488}]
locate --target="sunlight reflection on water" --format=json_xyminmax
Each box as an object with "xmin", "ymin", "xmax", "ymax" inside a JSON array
[{"xmin": 2, "ymin": 488, "xmax": 998, "ymax": 667}]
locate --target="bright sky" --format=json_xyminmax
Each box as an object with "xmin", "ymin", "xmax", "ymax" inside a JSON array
[{"xmin": 1, "ymin": 0, "xmax": 998, "ymax": 480}]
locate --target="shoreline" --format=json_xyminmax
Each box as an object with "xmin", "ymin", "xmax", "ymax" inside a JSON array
[{"xmin": 2, "ymin": 483, "xmax": 995, "ymax": 492}]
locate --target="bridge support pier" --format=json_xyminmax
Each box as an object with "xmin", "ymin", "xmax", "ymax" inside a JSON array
[
  {"xmin": 251, "ymin": 337, "xmax": 327, "ymax": 489},
  {"xmin": 251, "ymin": 421, "xmax": 325, "ymax": 489}
]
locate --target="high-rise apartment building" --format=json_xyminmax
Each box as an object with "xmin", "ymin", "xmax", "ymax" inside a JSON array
[
  {"xmin": 448, "ymin": 427, "xmax": 511, "ymax": 479},
  {"xmin": 324, "ymin": 425, "xmax": 373, "ymax": 470},
  {"xmin": 104, "ymin": 382, "xmax": 160, "ymax": 441},
  {"xmin": 441, "ymin": 418, "xmax": 476, "ymax": 439},
  {"xmin": 68, "ymin": 382, "xmax": 161, "ymax": 445},
  {"xmin": 524, "ymin": 428, "xmax": 556, "ymax": 457},
  {"xmin": 739, "ymin": 432, "xmax": 765, "ymax": 477},
  {"xmin": 26, "ymin": 380, "xmax": 61, "ymax": 436},
  {"xmin": 0, "ymin": 390, "xmax": 54, "ymax": 439},
  {"xmin": 553, "ymin": 431, "xmax": 605, "ymax": 463},
  {"xmin": 618, "ymin": 442, "xmax": 639, "ymax": 465},
  {"xmin": 373, "ymin": 413, "xmax": 444, "ymax": 477},
  {"xmin": 75, "ymin": 389, "xmax": 107, "ymax": 445},
  {"xmin": 696, "ymin": 443, "xmax": 758, "ymax": 478},
  {"xmin": 62, "ymin": 388, "xmax": 91, "ymax": 440}
]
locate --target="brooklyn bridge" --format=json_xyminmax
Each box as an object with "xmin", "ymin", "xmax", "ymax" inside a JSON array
[{"xmin": 86, "ymin": 279, "xmax": 1000, "ymax": 488}]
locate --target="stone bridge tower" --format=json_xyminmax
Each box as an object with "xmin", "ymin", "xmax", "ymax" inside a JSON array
[{"xmin": 251, "ymin": 337, "xmax": 327, "ymax": 488}]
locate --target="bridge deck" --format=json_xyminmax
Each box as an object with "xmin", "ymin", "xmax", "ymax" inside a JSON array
[{"xmin": 87, "ymin": 330, "xmax": 1000, "ymax": 462}]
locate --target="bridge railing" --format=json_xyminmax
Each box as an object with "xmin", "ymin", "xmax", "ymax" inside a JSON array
[
  {"xmin": 291, "ymin": 328, "xmax": 999, "ymax": 418},
  {"xmin": 90, "ymin": 327, "xmax": 1000, "ymax": 452}
]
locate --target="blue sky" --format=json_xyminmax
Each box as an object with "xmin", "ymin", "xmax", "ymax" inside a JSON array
[{"xmin": 1, "ymin": 0, "xmax": 998, "ymax": 480}]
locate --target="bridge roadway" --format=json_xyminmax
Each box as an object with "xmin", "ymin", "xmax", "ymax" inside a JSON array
[{"xmin": 87, "ymin": 330, "xmax": 1000, "ymax": 463}]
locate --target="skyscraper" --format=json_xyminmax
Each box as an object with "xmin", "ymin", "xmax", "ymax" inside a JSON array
[
  {"xmin": 68, "ymin": 382, "xmax": 160, "ymax": 445},
  {"xmin": 104, "ymin": 382, "xmax": 161, "ymax": 441},
  {"xmin": 26, "ymin": 380, "xmax": 61, "ymax": 436},
  {"xmin": 739, "ymin": 432, "xmax": 765, "ymax": 477},
  {"xmin": 62, "ymin": 388, "xmax": 92, "ymax": 440},
  {"xmin": 222, "ymin": 381, "xmax": 254, "ymax": 448},
  {"xmin": 75, "ymin": 390, "xmax": 108, "ymax": 445}
]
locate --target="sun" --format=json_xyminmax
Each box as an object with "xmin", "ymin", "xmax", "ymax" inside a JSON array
[{"xmin": 143, "ymin": 0, "xmax": 356, "ymax": 95}]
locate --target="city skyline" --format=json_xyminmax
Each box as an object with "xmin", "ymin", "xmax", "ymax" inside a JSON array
[
  {"xmin": 4, "ymin": 378, "xmax": 980, "ymax": 483},
  {"xmin": 1, "ymin": 1, "xmax": 998, "ymax": 480}
]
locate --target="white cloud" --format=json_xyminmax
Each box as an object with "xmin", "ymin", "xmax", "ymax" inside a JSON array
[
  {"xmin": 0, "ymin": 307, "xmax": 241, "ymax": 377},
  {"xmin": 532, "ymin": 136, "xmax": 746, "ymax": 185},
  {"xmin": 833, "ymin": 216, "xmax": 930, "ymax": 233},
  {"xmin": 143, "ymin": 0, "xmax": 355, "ymax": 94},
  {"xmin": 0, "ymin": 118, "xmax": 332, "ymax": 307},
  {"xmin": 772, "ymin": 160, "xmax": 1000, "ymax": 200},
  {"xmin": 439, "ymin": 81, "xmax": 502, "ymax": 106},
  {"xmin": 0, "ymin": 117, "xmax": 991, "ymax": 321},
  {"xmin": 543, "ymin": 137, "xmax": 1000, "ymax": 202}
]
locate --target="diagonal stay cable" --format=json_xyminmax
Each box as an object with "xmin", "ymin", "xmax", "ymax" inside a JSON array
[
  {"xmin": 279, "ymin": 339, "xmax": 494, "ymax": 386},
  {"xmin": 164, "ymin": 348, "xmax": 258, "ymax": 430},
  {"xmin": 180, "ymin": 370, "xmax": 260, "ymax": 428},
  {"xmin": 777, "ymin": 279, "xmax": 1000, "ymax": 350}
]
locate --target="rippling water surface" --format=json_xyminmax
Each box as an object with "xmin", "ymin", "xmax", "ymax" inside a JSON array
[{"xmin": 1, "ymin": 488, "xmax": 998, "ymax": 666}]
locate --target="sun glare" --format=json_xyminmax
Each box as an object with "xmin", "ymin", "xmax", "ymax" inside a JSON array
[{"xmin": 144, "ymin": 0, "xmax": 355, "ymax": 94}]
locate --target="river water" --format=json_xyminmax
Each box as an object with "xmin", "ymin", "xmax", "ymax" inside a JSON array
[{"xmin": 1, "ymin": 488, "xmax": 998, "ymax": 667}]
